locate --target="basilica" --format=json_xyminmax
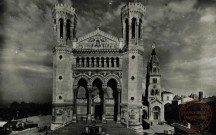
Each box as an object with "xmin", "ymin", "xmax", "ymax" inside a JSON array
[{"xmin": 51, "ymin": 2, "xmax": 165, "ymax": 132}]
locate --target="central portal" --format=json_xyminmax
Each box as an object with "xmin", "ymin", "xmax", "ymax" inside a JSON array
[
  {"xmin": 92, "ymin": 78, "xmax": 104, "ymax": 121},
  {"xmin": 94, "ymin": 104, "xmax": 103, "ymax": 120}
]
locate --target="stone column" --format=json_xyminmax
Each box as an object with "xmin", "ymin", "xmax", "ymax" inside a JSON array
[
  {"xmin": 119, "ymin": 57, "xmax": 122, "ymax": 68},
  {"xmin": 104, "ymin": 58, "xmax": 107, "ymax": 68},
  {"xmin": 99, "ymin": 57, "xmax": 101, "ymax": 67},
  {"xmin": 136, "ymin": 19, "xmax": 139, "ymax": 44},
  {"xmin": 84, "ymin": 57, "xmax": 87, "ymax": 67},
  {"xmin": 114, "ymin": 58, "xmax": 116, "ymax": 68},
  {"xmin": 63, "ymin": 19, "xmax": 66, "ymax": 41},
  {"xmin": 87, "ymin": 86, "xmax": 92, "ymax": 122},
  {"xmin": 117, "ymin": 88, "xmax": 121, "ymax": 123},
  {"xmin": 123, "ymin": 19, "xmax": 126, "ymax": 40},
  {"xmin": 78, "ymin": 57, "xmax": 81, "ymax": 67},
  {"xmin": 89, "ymin": 59, "xmax": 92, "ymax": 67},
  {"xmin": 72, "ymin": 86, "xmax": 77, "ymax": 123},
  {"xmin": 102, "ymin": 86, "xmax": 107, "ymax": 123},
  {"xmin": 129, "ymin": 19, "xmax": 132, "ymax": 43},
  {"xmin": 109, "ymin": 58, "xmax": 112, "ymax": 68},
  {"xmin": 57, "ymin": 19, "xmax": 60, "ymax": 42}
]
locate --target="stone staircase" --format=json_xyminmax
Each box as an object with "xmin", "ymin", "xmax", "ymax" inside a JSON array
[{"xmin": 48, "ymin": 121, "xmax": 139, "ymax": 135}]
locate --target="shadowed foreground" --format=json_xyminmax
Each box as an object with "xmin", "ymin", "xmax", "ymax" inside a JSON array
[{"xmin": 48, "ymin": 121, "xmax": 139, "ymax": 135}]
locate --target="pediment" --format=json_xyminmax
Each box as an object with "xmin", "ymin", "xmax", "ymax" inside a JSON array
[
  {"xmin": 150, "ymin": 99, "xmax": 163, "ymax": 104},
  {"xmin": 76, "ymin": 28, "xmax": 121, "ymax": 50}
]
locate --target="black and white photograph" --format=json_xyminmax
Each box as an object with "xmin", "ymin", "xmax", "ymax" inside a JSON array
[{"xmin": 0, "ymin": 0, "xmax": 216, "ymax": 135}]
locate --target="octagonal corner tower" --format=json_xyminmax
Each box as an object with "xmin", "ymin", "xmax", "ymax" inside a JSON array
[{"xmin": 120, "ymin": 2, "xmax": 146, "ymax": 132}]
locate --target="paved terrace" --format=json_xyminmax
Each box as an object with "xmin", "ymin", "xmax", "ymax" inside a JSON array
[{"xmin": 48, "ymin": 121, "xmax": 140, "ymax": 135}]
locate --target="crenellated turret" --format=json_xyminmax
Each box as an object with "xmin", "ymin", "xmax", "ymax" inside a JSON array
[
  {"xmin": 52, "ymin": 3, "xmax": 77, "ymax": 45},
  {"xmin": 121, "ymin": 2, "xmax": 146, "ymax": 47}
]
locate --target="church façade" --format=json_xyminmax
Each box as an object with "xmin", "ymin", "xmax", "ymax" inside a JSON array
[{"xmin": 51, "ymin": 2, "xmax": 164, "ymax": 132}]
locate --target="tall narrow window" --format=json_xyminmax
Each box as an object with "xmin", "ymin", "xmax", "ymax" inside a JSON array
[
  {"xmin": 81, "ymin": 57, "xmax": 84, "ymax": 67},
  {"xmin": 132, "ymin": 18, "xmax": 136, "ymax": 38},
  {"xmin": 111, "ymin": 57, "xmax": 114, "ymax": 67},
  {"xmin": 66, "ymin": 19, "xmax": 71, "ymax": 40},
  {"xmin": 153, "ymin": 78, "xmax": 157, "ymax": 83},
  {"xmin": 86, "ymin": 57, "xmax": 90, "ymax": 67},
  {"xmin": 96, "ymin": 57, "xmax": 99, "ymax": 67},
  {"xmin": 101, "ymin": 57, "xmax": 104, "ymax": 67},
  {"xmin": 76, "ymin": 57, "xmax": 80, "ymax": 67},
  {"xmin": 116, "ymin": 57, "xmax": 119, "ymax": 67},
  {"xmin": 59, "ymin": 18, "xmax": 63, "ymax": 38},
  {"xmin": 91, "ymin": 57, "xmax": 94, "ymax": 67},
  {"xmin": 106, "ymin": 57, "xmax": 109, "ymax": 67},
  {"xmin": 138, "ymin": 19, "xmax": 142, "ymax": 39},
  {"xmin": 151, "ymin": 89, "xmax": 155, "ymax": 96},
  {"xmin": 125, "ymin": 19, "xmax": 129, "ymax": 43},
  {"xmin": 155, "ymin": 89, "xmax": 159, "ymax": 95}
]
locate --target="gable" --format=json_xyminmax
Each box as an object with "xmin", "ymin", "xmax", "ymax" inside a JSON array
[
  {"xmin": 150, "ymin": 99, "xmax": 163, "ymax": 105},
  {"xmin": 76, "ymin": 28, "xmax": 121, "ymax": 50}
]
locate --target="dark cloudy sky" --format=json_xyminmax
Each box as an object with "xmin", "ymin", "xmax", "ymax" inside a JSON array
[{"xmin": 0, "ymin": 0, "xmax": 216, "ymax": 104}]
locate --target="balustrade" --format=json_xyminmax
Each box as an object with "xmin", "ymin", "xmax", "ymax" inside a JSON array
[{"xmin": 75, "ymin": 56, "xmax": 121, "ymax": 68}]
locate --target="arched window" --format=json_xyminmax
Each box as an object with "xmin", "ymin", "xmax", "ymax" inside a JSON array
[
  {"xmin": 125, "ymin": 19, "xmax": 129, "ymax": 43},
  {"xmin": 116, "ymin": 57, "xmax": 119, "ymax": 67},
  {"xmin": 138, "ymin": 19, "xmax": 142, "ymax": 39},
  {"xmin": 155, "ymin": 89, "xmax": 159, "ymax": 95},
  {"xmin": 59, "ymin": 18, "xmax": 64, "ymax": 38},
  {"xmin": 151, "ymin": 89, "xmax": 155, "ymax": 96},
  {"xmin": 66, "ymin": 19, "xmax": 71, "ymax": 40},
  {"xmin": 153, "ymin": 78, "xmax": 157, "ymax": 83},
  {"xmin": 152, "ymin": 106, "xmax": 160, "ymax": 120},
  {"xmin": 101, "ymin": 57, "xmax": 104, "ymax": 67},
  {"xmin": 96, "ymin": 57, "xmax": 99, "ymax": 67},
  {"xmin": 132, "ymin": 18, "xmax": 136, "ymax": 38},
  {"xmin": 86, "ymin": 57, "xmax": 90, "ymax": 67},
  {"xmin": 76, "ymin": 57, "xmax": 80, "ymax": 67},
  {"xmin": 81, "ymin": 57, "xmax": 84, "ymax": 67},
  {"xmin": 111, "ymin": 57, "xmax": 114, "ymax": 67},
  {"xmin": 91, "ymin": 57, "xmax": 94, "ymax": 67},
  {"xmin": 106, "ymin": 57, "xmax": 109, "ymax": 67}
]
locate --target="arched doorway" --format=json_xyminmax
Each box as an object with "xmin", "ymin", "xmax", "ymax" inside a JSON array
[
  {"xmin": 106, "ymin": 79, "xmax": 118, "ymax": 121},
  {"xmin": 77, "ymin": 78, "xmax": 88, "ymax": 121},
  {"xmin": 92, "ymin": 78, "xmax": 103, "ymax": 120},
  {"xmin": 152, "ymin": 106, "xmax": 160, "ymax": 120}
]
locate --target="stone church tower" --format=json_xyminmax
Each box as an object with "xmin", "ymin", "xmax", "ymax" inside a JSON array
[
  {"xmin": 51, "ymin": 2, "xmax": 146, "ymax": 132},
  {"xmin": 145, "ymin": 44, "xmax": 164, "ymax": 122},
  {"xmin": 51, "ymin": 4, "xmax": 77, "ymax": 129},
  {"xmin": 121, "ymin": 2, "xmax": 145, "ymax": 131}
]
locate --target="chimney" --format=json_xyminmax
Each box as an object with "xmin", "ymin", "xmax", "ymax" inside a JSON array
[{"xmin": 199, "ymin": 91, "xmax": 203, "ymax": 101}]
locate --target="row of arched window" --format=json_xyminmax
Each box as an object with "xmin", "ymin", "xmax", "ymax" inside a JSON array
[
  {"xmin": 125, "ymin": 18, "xmax": 142, "ymax": 43},
  {"xmin": 76, "ymin": 57, "xmax": 120, "ymax": 68},
  {"xmin": 58, "ymin": 18, "xmax": 75, "ymax": 40},
  {"xmin": 151, "ymin": 89, "xmax": 160, "ymax": 96}
]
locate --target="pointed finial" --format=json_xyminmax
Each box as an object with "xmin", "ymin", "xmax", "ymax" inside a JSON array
[
  {"xmin": 96, "ymin": 25, "xmax": 100, "ymax": 30},
  {"xmin": 151, "ymin": 42, "xmax": 156, "ymax": 55},
  {"xmin": 152, "ymin": 42, "xmax": 156, "ymax": 49}
]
